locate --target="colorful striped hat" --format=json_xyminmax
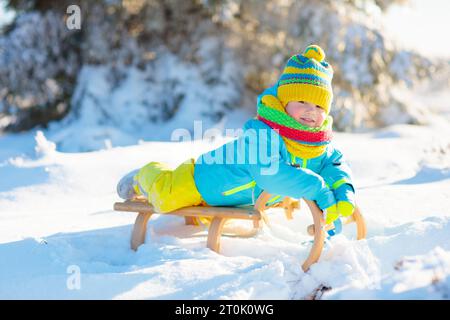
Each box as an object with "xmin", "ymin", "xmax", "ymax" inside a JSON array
[{"xmin": 277, "ymin": 45, "xmax": 334, "ymax": 114}]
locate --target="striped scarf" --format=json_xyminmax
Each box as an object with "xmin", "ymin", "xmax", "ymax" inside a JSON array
[{"xmin": 256, "ymin": 94, "xmax": 332, "ymax": 159}]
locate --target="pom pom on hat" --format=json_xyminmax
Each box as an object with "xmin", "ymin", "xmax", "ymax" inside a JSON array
[{"xmin": 303, "ymin": 45, "xmax": 325, "ymax": 62}]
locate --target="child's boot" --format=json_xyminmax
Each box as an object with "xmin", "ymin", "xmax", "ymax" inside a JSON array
[{"xmin": 117, "ymin": 169, "xmax": 139, "ymax": 200}]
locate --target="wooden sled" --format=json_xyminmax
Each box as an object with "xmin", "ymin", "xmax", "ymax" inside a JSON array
[{"xmin": 114, "ymin": 192, "xmax": 367, "ymax": 272}]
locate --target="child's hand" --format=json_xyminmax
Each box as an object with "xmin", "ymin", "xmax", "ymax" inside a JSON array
[
  {"xmin": 324, "ymin": 203, "xmax": 338, "ymax": 225},
  {"xmin": 325, "ymin": 201, "xmax": 354, "ymax": 224},
  {"xmin": 337, "ymin": 201, "xmax": 354, "ymax": 217},
  {"xmin": 324, "ymin": 183, "xmax": 355, "ymax": 223}
]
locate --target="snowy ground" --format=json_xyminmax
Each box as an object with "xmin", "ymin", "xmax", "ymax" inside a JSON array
[{"xmin": 0, "ymin": 113, "xmax": 450, "ymax": 299}]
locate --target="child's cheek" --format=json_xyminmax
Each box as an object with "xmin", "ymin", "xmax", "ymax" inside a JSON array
[
  {"xmin": 317, "ymin": 113, "xmax": 326, "ymax": 126},
  {"xmin": 287, "ymin": 105, "xmax": 300, "ymax": 119},
  {"xmin": 292, "ymin": 109, "xmax": 301, "ymax": 119}
]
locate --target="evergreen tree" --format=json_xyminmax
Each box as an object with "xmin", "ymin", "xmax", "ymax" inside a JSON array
[{"xmin": 0, "ymin": 0, "xmax": 445, "ymax": 138}]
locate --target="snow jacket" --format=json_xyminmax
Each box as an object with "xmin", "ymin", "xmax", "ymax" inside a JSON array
[{"xmin": 193, "ymin": 118, "xmax": 355, "ymax": 210}]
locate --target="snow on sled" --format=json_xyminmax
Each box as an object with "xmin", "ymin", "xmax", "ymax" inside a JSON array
[{"xmin": 114, "ymin": 191, "xmax": 367, "ymax": 272}]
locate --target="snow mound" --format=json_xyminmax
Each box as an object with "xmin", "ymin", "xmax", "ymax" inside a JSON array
[{"xmin": 0, "ymin": 121, "xmax": 449, "ymax": 299}]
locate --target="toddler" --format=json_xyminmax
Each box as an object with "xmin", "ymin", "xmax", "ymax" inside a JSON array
[{"xmin": 117, "ymin": 45, "xmax": 355, "ymax": 224}]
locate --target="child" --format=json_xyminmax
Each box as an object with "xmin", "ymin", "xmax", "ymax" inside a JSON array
[{"xmin": 117, "ymin": 45, "xmax": 355, "ymax": 224}]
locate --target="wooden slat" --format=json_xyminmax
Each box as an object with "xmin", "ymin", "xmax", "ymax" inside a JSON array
[
  {"xmin": 301, "ymin": 200, "xmax": 326, "ymax": 272},
  {"xmin": 184, "ymin": 216, "xmax": 200, "ymax": 225},
  {"xmin": 114, "ymin": 200, "xmax": 261, "ymax": 221},
  {"xmin": 253, "ymin": 191, "xmax": 272, "ymax": 226},
  {"xmin": 353, "ymin": 206, "xmax": 367, "ymax": 240},
  {"xmin": 206, "ymin": 217, "xmax": 227, "ymax": 252},
  {"xmin": 131, "ymin": 212, "xmax": 152, "ymax": 251}
]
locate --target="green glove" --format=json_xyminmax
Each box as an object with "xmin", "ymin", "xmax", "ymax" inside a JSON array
[
  {"xmin": 325, "ymin": 201, "xmax": 354, "ymax": 224},
  {"xmin": 338, "ymin": 201, "xmax": 354, "ymax": 218},
  {"xmin": 325, "ymin": 203, "xmax": 338, "ymax": 225}
]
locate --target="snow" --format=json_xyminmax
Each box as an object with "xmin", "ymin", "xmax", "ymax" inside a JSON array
[
  {"xmin": 383, "ymin": 0, "xmax": 450, "ymax": 59},
  {"xmin": 1, "ymin": 109, "xmax": 450, "ymax": 299},
  {"xmin": 44, "ymin": 45, "xmax": 244, "ymax": 153}
]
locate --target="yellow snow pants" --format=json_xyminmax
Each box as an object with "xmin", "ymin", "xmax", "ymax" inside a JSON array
[{"xmin": 133, "ymin": 158, "xmax": 206, "ymax": 213}]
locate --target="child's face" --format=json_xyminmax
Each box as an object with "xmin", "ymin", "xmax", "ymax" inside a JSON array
[{"xmin": 285, "ymin": 101, "xmax": 326, "ymax": 127}]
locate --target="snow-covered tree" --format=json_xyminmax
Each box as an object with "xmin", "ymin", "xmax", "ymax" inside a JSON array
[
  {"xmin": 0, "ymin": 7, "xmax": 81, "ymax": 131},
  {"xmin": 0, "ymin": 0, "xmax": 447, "ymax": 149}
]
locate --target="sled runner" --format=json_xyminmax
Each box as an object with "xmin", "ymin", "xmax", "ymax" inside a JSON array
[{"xmin": 114, "ymin": 192, "xmax": 366, "ymax": 271}]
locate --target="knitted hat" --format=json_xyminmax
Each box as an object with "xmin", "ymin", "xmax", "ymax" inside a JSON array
[{"xmin": 277, "ymin": 45, "xmax": 334, "ymax": 114}]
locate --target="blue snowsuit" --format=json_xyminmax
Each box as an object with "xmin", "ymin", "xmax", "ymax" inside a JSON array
[
  {"xmin": 193, "ymin": 118, "xmax": 355, "ymax": 211},
  {"xmin": 193, "ymin": 83, "xmax": 355, "ymax": 210}
]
